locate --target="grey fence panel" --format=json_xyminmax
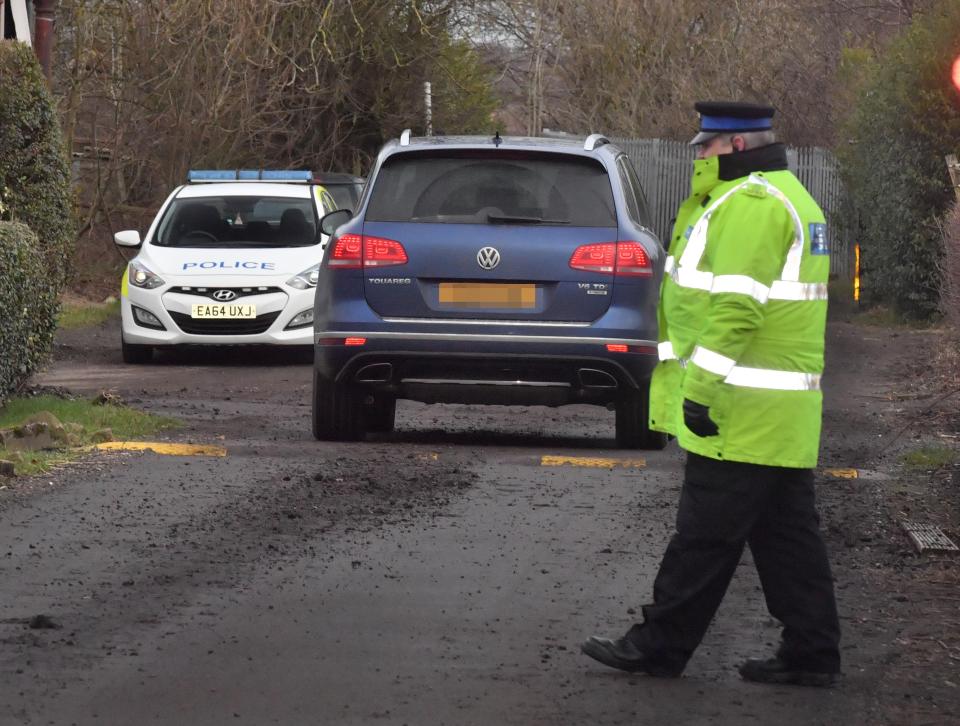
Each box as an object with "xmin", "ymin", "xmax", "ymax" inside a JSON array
[{"xmin": 611, "ymin": 137, "xmax": 851, "ymax": 280}]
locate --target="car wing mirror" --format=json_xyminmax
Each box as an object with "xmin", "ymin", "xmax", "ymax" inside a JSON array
[
  {"xmin": 114, "ymin": 230, "xmax": 142, "ymax": 247},
  {"xmin": 320, "ymin": 209, "xmax": 352, "ymax": 237}
]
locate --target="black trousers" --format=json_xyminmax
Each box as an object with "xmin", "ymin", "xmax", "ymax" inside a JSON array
[{"xmin": 627, "ymin": 452, "xmax": 842, "ymax": 673}]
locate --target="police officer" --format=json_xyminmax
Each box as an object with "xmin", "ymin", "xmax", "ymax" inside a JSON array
[{"xmin": 581, "ymin": 102, "xmax": 842, "ymax": 687}]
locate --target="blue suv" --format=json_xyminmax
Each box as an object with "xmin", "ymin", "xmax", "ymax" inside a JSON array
[{"xmin": 312, "ymin": 132, "xmax": 666, "ymax": 448}]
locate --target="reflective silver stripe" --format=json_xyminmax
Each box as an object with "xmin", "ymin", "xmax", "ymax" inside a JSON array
[
  {"xmin": 724, "ymin": 366, "xmax": 821, "ymax": 391},
  {"xmin": 690, "ymin": 346, "xmax": 737, "ymax": 376},
  {"xmin": 672, "ymin": 265, "xmax": 713, "ymax": 291},
  {"xmin": 711, "ymin": 274, "xmax": 770, "ymax": 303},
  {"xmin": 664, "ymin": 256, "xmax": 676, "ymax": 275},
  {"xmin": 745, "ymin": 176, "xmax": 806, "ymax": 281},
  {"xmin": 768, "ymin": 281, "xmax": 828, "ymax": 301},
  {"xmin": 670, "ymin": 175, "xmax": 813, "ymax": 297},
  {"xmin": 658, "ymin": 341, "xmax": 677, "ymax": 361},
  {"xmin": 679, "ymin": 182, "xmax": 749, "ymax": 271}
]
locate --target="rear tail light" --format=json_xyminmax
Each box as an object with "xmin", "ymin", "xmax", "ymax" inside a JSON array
[
  {"xmin": 614, "ymin": 241, "xmax": 652, "ymax": 277},
  {"xmin": 569, "ymin": 241, "xmax": 652, "ymax": 277},
  {"xmin": 569, "ymin": 243, "xmax": 615, "ymax": 274},
  {"xmin": 328, "ymin": 234, "xmax": 407, "ymax": 269},
  {"xmin": 329, "ymin": 234, "xmax": 363, "ymax": 268}
]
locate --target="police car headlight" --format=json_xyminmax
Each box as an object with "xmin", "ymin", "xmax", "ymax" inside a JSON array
[
  {"xmin": 128, "ymin": 261, "xmax": 165, "ymax": 290},
  {"xmin": 286, "ymin": 264, "xmax": 320, "ymax": 290}
]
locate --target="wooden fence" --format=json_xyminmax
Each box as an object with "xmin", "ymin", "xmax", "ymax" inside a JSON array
[{"xmin": 611, "ymin": 137, "xmax": 853, "ymax": 280}]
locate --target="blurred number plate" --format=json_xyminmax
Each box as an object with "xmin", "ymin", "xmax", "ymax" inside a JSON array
[
  {"xmin": 439, "ymin": 282, "xmax": 536, "ymax": 308},
  {"xmin": 191, "ymin": 304, "xmax": 256, "ymax": 319}
]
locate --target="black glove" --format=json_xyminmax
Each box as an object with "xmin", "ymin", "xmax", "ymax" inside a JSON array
[{"xmin": 683, "ymin": 398, "xmax": 719, "ymax": 437}]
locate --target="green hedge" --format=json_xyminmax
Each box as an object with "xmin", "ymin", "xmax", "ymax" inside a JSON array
[
  {"xmin": 0, "ymin": 222, "xmax": 49, "ymax": 402},
  {"xmin": 837, "ymin": 1, "xmax": 960, "ymax": 318},
  {"xmin": 0, "ymin": 42, "xmax": 74, "ymax": 403}
]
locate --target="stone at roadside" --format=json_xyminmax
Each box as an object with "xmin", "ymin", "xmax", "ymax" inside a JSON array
[
  {"xmin": 90, "ymin": 428, "xmax": 114, "ymax": 443},
  {"xmin": 0, "ymin": 460, "xmax": 14, "ymax": 477},
  {"xmin": 0, "ymin": 421, "xmax": 67, "ymax": 452}
]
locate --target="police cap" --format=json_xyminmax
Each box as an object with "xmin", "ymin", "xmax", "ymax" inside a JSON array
[{"xmin": 689, "ymin": 101, "xmax": 775, "ymax": 146}]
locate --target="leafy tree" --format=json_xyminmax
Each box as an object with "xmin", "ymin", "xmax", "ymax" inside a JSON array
[{"xmin": 837, "ymin": 0, "xmax": 960, "ymax": 317}]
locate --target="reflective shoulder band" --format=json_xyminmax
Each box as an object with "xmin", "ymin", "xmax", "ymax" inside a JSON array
[
  {"xmin": 768, "ymin": 281, "xmax": 828, "ymax": 301},
  {"xmin": 711, "ymin": 274, "xmax": 770, "ymax": 304},
  {"xmin": 690, "ymin": 346, "xmax": 737, "ymax": 377},
  {"xmin": 658, "ymin": 341, "xmax": 677, "ymax": 361},
  {"xmin": 724, "ymin": 366, "xmax": 821, "ymax": 391}
]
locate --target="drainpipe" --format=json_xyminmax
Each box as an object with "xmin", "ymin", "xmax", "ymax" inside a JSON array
[{"xmin": 32, "ymin": 0, "xmax": 55, "ymax": 81}]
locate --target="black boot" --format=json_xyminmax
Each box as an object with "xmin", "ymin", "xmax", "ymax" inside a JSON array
[
  {"xmin": 739, "ymin": 657, "xmax": 840, "ymax": 688},
  {"xmin": 580, "ymin": 636, "xmax": 684, "ymax": 677}
]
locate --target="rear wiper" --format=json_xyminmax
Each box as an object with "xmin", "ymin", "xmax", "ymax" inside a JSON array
[{"xmin": 486, "ymin": 214, "xmax": 570, "ymax": 225}]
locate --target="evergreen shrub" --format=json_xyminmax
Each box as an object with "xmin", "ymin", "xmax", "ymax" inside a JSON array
[{"xmin": 0, "ymin": 41, "xmax": 75, "ymax": 403}]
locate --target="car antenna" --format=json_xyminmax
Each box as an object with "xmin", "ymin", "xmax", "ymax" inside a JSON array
[{"xmin": 493, "ymin": 131, "xmax": 502, "ymax": 148}]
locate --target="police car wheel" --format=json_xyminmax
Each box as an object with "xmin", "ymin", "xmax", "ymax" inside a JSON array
[
  {"xmin": 364, "ymin": 396, "xmax": 396, "ymax": 434},
  {"xmin": 121, "ymin": 335, "xmax": 153, "ymax": 364},
  {"xmin": 615, "ymin": 384, "xmax": 668, "ymax": 450},
  {"xmin": 312, "ymin": 371, "xmax": 364, "ymax": 441}
]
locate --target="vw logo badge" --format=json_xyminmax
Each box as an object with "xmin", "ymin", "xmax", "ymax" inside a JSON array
[
  {"xmin": 212, "ymin": 289, "xmax": 237, "ymax": 302},
  {"xmin": 477, "ymin": 247, "xmax": 501, "ymax": 270}
]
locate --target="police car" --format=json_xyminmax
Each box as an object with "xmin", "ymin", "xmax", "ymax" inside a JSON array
[{"xmin": 115, "ymin": 170, "xmax": 344, "ymax": 363}]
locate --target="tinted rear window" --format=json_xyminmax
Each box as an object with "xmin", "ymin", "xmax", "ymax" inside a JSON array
[{"xmin": 366, "ymin": 151, "xmax": 616, "ymax": 227}]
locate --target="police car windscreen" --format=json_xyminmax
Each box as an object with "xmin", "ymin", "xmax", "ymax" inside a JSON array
[
  {"xmin": 155, "ymin": 196, "xmax": 318, "ymax": 247},
  {"xmin": 366, "ymin": 152, "xmax": 616, "ymax": 227}
]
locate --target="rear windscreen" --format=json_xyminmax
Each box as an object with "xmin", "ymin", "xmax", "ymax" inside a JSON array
[
  {"xmin": 366, "ymin": 152, "xmax": 616, "ymax": 227},
  {"xmin": 155, "ymin": 196, "xmax": 318, "ymax": 248}
]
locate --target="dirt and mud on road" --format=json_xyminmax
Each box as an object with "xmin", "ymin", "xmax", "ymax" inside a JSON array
[{"xmin": 0, "ymin": 314, "xmax": 957, "ymax": 725}]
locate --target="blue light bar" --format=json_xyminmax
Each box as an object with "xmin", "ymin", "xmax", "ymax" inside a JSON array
[
  {"xmin": 187, "ymin": 169, "xmax": 314, "ymax": 182},
  {"xmin": 188, "ymin": 170, "xmax": 236, "ymax": 181},
  {"xmin": 260, "ymin": 170, "xmax": 313, "ymax": 181}
]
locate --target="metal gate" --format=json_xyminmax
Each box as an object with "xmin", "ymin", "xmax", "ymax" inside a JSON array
[{"xmin": 612, "ymin": 137, "xmax": 852, "ymax": 280}]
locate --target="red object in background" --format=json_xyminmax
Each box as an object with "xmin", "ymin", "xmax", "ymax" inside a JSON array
[{"xmin": 953, "ymin": 56, "xmax": 960, "ymax": 93}]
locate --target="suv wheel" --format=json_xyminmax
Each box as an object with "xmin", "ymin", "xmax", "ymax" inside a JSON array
[
  {"xmin": 615, "ymin": 383, "xmax": 668, "ymax": 450},
  {"xmin": 312, "ymin": 371, "xmax": 365, "ymax": 441},
  {"xmin": 121, "ymin": 334, "xmax": 153, "ymax": 364},
  {"xmin": 364, "ymin": 395, "xmax": 396, "ymax": 433}
]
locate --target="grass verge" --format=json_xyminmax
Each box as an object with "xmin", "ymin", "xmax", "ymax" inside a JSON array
[
  {"xmin": 902, "ymin": 444, "xmax": 958, "ymax": 470},
  {"xmin": 0, "ymin": 394, "xmax": 179, "ymax": 477},
  {"xmin": 58, "ymin": 298, "xmax": 119, "ymax": 330}
]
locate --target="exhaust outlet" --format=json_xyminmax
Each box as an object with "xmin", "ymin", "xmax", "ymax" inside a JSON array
[
  {"xmin": 355, "ymin": 363, "xmax": 393, "ymax": 383},
  {"xmin": 578, "ymin": 368, "xmax": 618, "ymax": 389}
]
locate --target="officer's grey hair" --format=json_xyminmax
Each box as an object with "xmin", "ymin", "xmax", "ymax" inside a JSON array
[{"xmin": 730, "ymin": 130, "xmax": 776, "ymax": 149}]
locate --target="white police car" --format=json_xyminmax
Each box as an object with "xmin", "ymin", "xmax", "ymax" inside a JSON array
[{"xmin": 115, "ymin": 170, "xmax": 343, "ymax": 363}]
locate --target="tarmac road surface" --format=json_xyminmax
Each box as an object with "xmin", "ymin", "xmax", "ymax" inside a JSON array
[{"xmin": 0, "ymin": 317, "xmax": 953, "ymax": 725}]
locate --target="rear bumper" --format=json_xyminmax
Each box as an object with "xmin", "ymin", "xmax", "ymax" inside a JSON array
[{"xmin": 314, "ymin": 331, "xmax": 658, "ymax": 406}]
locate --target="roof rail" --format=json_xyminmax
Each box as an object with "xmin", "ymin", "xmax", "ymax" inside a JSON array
[
  {"xmin": 584, "ymin": 133, "xmax": 609, "ymax": 151},
  {"xmin": 400, "ymin": 129, "xmax": 412, "ymax": 146}
]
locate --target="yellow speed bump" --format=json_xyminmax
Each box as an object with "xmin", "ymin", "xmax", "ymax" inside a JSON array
[
  {"xmin": 94, "ymin": 441, "xmax": 227, "ymax": 457},
  {"xmin": 822, "ymin": 468, "xmax": 858, "ymax": 479},
  {"xmin": 541, "ymin": 455, "xmax": 646, "ymax": 469}
]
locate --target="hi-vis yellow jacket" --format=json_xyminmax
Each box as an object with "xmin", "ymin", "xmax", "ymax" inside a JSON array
[{"xmin": 648, "ymin": 148, "xmax": 830, "ymax": 468}]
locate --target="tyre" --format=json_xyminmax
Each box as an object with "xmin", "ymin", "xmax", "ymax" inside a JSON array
[
  {"xmin": 615, "ymin": 383, "xmax": 668, "ymax": 450},
  {"xmin": 364, "ymin": 395, "xmax": 396, "ymax": 433},
  {"xmin": 121, "ymin": 334, "xmax": 153, "ymax": 364},
  {"xmin": 312, "ymin": 370, "xmax": 364, "ymax": 441}
]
